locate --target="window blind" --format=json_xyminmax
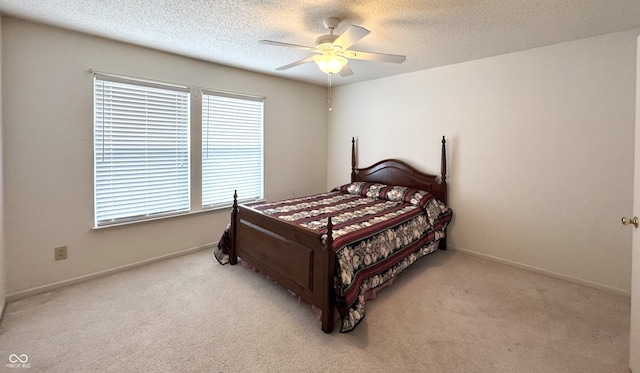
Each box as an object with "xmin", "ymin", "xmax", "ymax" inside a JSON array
[
  {"xmin": 94, "ymin": 75, "xmax": 190, "ymax": 227},
  {"xmin": 202, "ymin": 92, "xmax": 264, "ymax": 208}
]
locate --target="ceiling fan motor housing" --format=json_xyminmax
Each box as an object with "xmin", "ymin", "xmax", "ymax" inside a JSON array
[{"xmin": 315, "ymin": 34, "xmax": 339, "ymax": 50}]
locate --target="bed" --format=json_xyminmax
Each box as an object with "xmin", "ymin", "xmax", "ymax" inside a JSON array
[{"xmin": 215, "ymin": 137, "xmax": 452, "ymax": 333}]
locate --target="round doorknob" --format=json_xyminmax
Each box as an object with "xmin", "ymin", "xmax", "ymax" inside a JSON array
[{"xmin": 621, "ymin": 216, "xmax": 639, "ymax": 228}]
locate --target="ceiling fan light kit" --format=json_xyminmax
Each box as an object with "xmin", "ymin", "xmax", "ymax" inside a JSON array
[{"xmin": 314, "ymin": 53, "xmax": 347, "ymax": 74}]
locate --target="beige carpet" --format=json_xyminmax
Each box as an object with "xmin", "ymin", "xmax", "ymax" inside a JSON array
[{"xmin": 0, "ymin": 248, "xmax": 630, "ymax": 372}]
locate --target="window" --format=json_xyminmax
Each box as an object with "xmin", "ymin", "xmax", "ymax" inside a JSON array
[
  {"xmin": 93, "ymin": 75, "xmax": 190, "ymax": 227},
  {"xmin": 202, "ymin": 91, "xmax": 264, "ymax": 208},
  {"xmin": 93, "ymin": 73, "xmax": 264, "ymax": 227}
]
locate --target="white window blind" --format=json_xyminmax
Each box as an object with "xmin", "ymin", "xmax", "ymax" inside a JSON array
[
  {"xmin": 94, "ymin": 74, "xmax": 190, "ymax": 227},
  {"xmin": 202, "ymin": 91, "xmax": 264, "ymax": 208}
]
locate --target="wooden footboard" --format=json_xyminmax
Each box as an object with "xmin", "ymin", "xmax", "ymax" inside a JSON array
[{"xmin": 229, "ymin": 192, "xmax": 336, "ymax": 333}]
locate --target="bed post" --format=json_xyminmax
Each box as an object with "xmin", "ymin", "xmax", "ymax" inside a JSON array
[
  {"xmin": 229, "ymin": 190, "xmax": 239, "ymax": 265},
  {"xmin": 440, "ymin": 137, "xmax": 448, "ymax": 251},
  {"xmin": 441, "ymin": 136, "xmax": 447, "ymax": 187},
  {"xmin": 351, "ymin": 137, "xmax": 356, "ymax": 182},
  {"xmin": 321, "ymin": 216, "xmax": 335, "ymax": 333}
]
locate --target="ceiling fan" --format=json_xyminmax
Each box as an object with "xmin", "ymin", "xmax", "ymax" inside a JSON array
[{"xmin": 259, "ymin": 17, "xmax": 406, "ymax": 76}]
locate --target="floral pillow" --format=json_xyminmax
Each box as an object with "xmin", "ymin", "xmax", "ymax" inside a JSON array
[{"xmin": 337, "ymin": 182, "xmax": 434, "ymax": 209}]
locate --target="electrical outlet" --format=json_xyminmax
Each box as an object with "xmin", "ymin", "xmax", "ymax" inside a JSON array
[{"xmin": 54, "ymin": 246, "xmax": 67, "ymax": 261}]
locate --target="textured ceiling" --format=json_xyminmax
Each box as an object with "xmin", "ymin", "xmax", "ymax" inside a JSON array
[{"xmin": 1, "ymin": 0, "xmax": 639, "ymax": 87}]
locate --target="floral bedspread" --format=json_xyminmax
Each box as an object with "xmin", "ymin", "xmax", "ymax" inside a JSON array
[{"xmin": 215, "ymin": 182, "xmax": 452, "ymax": 332}]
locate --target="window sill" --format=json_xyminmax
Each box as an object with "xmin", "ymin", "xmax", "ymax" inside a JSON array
[{"xmin": 92, "ymin": 207, "xmax": 227, "ymax": 230}]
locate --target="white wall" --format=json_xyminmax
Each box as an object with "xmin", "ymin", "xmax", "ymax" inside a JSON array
[
  {"xmin": 2, "ymin": 17, "xmax": 327, "ymax": 294},
  {"xmin": 0, "ymin": 15, "xmax": 6, "ymax": 315},
  {"xmin": 328, "ymin": 30, "xmax": 639, "ymax": 293}
]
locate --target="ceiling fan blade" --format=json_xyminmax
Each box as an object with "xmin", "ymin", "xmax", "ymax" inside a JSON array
[
  {"xmin": 333, "ymin": 25, "xmax": 370, "ymax": 50},
  {"xmin": 275, "ymin": 56, "xmax": 315, "ymax": 71},
  {"xmin": 339, "ymin": 64, "xmax": 353, "ymax": 77},
  {"xmin": 344, "ymin": 50, "xmax": 406, "ymax": 64},
  {"xmin": 259, "ymin": 40, "xmax": 317, "ymax": 52}
]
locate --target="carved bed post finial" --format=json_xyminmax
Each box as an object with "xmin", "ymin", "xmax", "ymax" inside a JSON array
[
  {"xmin": 441, "ymin": 136, "xmax": 447, "ymax": 185},
  {"xmin": 351, "ymin": 137, "xmax": 356, "ymax": 182},
  {"xmin": 232, "ymin": 190, "xmax": 238, "ymax": 212},
  {"xmin": 230, "ymin": 190, "xmax": 238, "ymax": 265},
  {"xmin": 326, "ymin": 216, "xmax": 334, "ymax": 248}
]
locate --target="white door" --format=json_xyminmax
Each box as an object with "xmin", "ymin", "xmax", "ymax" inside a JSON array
[{"xmin": 629, "ymin": 36, "xmax": 640, "ymax": 373}]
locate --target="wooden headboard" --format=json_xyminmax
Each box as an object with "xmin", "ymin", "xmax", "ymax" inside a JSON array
[{"xmin": 350, "ymin": 137, "xmax": 448, "ymax": 203}]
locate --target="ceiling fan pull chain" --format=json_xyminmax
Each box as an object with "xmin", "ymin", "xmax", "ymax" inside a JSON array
[{"xmin": 327, "ymin": 73, "xmax": 333, "ymax": 111}]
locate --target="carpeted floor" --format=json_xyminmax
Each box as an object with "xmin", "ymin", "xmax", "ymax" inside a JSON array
[{"xmin": 0, "ymin": 248, "xmax": 631, "ymax": 372}]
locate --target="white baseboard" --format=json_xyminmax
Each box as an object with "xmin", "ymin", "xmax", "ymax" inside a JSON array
[
  {"xmin": 449, "ymin": 246, "xmax": 630, "ymax": 297},
  {"xmin": 5, "ymin": 243, "xmax": 629, "ymax": 304},
  {"xmin": 6, "ymin": 243, "xmax": 214, "ymax": 302}
]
